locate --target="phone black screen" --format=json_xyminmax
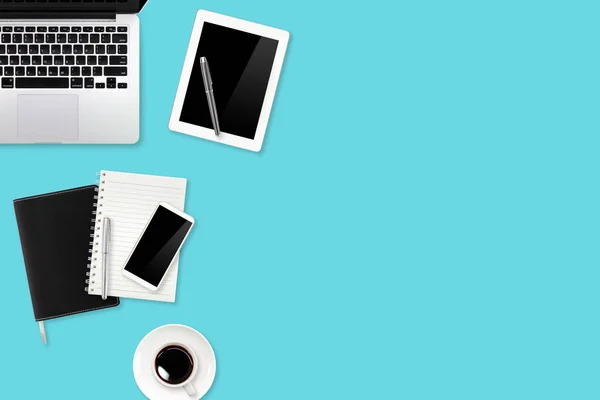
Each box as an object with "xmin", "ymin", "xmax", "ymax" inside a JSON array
[
  {"xmin": 179, "ymin": 22, "xmax": 279, "ymax": 140},
  {"xmin": 124, "ymin": 206, "xmax": 193, "ymax": 287}
]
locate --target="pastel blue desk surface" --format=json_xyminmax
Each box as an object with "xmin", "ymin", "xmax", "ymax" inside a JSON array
[{"xmin": 1, "ymin": 0, "xmax": 598, "ymax": 398}]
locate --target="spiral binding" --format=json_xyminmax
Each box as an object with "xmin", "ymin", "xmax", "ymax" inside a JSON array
[{"xmin": 84, "ymin": 173, "xmax": 104, "ymax": 294}]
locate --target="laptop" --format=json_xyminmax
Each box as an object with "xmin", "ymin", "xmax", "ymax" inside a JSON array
[{"xmin": 0, "ymin": 0, "xmax": 146, "ymax": 144}]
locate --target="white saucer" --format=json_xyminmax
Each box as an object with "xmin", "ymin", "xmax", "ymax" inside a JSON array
[{"xmin": 133, "ymin": 324, "xmax": 217, "ymax": 400}]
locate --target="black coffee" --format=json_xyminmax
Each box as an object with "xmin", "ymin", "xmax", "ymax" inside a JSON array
[{"xmin": 155, "ymin": 345, "xmax": 194, "ymax": 385}]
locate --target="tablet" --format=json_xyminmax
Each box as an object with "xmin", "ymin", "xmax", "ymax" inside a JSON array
[{"xmin": 169, "ymin": 10, "xmax": 290, "ymax": 152}]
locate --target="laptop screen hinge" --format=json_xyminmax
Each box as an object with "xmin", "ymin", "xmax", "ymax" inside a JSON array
[{"xmin": 0, "ymin": 12, "xmax": 117, "ymax": 21}]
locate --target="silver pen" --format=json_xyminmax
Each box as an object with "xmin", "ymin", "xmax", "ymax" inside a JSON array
[
  {"xmin": 199, "ymin": 56, "xmax": 221, "ymax": 136},
  {"xmin": 102, "ymin": 217, "xmax": 111, "ymax": 300}
]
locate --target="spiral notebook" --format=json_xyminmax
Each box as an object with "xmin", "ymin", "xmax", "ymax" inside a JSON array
[{"xmin": 86, "ymin": 171, "xmax": 187, "ymax": 302}]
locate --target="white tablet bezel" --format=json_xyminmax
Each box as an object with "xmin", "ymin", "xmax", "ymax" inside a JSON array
[
  {"xmin": 122, "ymin": 202, "xmax": 195, "ymax": 292},
  {"xmin": 169, "ymin": 10, "xmax": 290, "ymax": 152}
]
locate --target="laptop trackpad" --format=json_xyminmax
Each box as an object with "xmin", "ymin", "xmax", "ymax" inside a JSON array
[{"xmin": 18, "ymin": 95, "xmax": 79, "ymax": 141}]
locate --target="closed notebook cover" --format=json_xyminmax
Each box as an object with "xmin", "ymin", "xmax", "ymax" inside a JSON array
[{"xmin": 14, "ymin": 186, "xmax": 119, "ymax": 321}]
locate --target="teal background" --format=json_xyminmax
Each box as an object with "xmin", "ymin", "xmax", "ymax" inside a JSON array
[{"xmin": 0, "ymin": 0, "xmax": 597, "ymax": 398}]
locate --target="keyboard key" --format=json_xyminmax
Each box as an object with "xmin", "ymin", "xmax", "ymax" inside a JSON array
[
  {"xmin": 109, "ymin": 56, "xmax": 127, "ymax": 65},
  {"xmin": 118, "ymin": 45, "xmax": 127, "ymax": 54},
  {"xmin": 21, "ymin": 56, "xmax": 30, "ymax": 65},
  {"xmin": 2, "ymin": 78, "xmax": 13, "ymax": 88},
  {"xmin": 62, "ymin": 44, "xmax": 72, "ymax": 54},
  {"xmin": 49, "ymin": 66, "xmax": 58, "ymax": 76},
  {"xmin": 65, "ymin": 56, "xmax": 75, "ymax": 65},
  {"xmin": 96, "ymin": 82, "xmax": 105, "ymax": 89},
  {"xmin": 93, "ymin": 67, "xmax": 102, "ymax": 76},
  {"xmin": 1, "ymin": 34, "xmax": 10, "ymax": 43},
  {"xmin": 85, "ymin": 77, "xmax": 94, "ymax": 88},
  {"xmin": 12, "ymin": 34, "xmax": 22, "ymax": 44},
  {"xmin": 83, "ymin": 27, "xmax": 93, "ymax": 33},
  {"xmin": 118, "ymin": 82, "xmax": 127, "ymax": 89},
  {"xmin": 72, "ymin": 27, "xmax": 82, "ymax": 33},
  {"xmin": 107, "ymin": 78, "xmax": 116, "ymax": 85},
  {"xmin": 16, "ymin": 78, "xmax": 69, "ymax": 89},
  {"xmin": 7, "ymin": 45, "xmax": 16, "ymax": 54},
  {"xmin": 76, "ymin": 56, "xmax": 85, "ymax": 66},
  {"xmin": 74, "ymin": 45, "xmax": 83, "ymax": 54},
  {"xmin": 4, "ymin": 66, "xmax": 13, "ymax": 76},
  {"xmin": 32, "ymin": 56, "xmax": 41, "ymax": 65},
  {"xmin": 51, "ymin": 45, "xmax": 61, "ymax": 55},
  {"xmin": 9, "ymin": 56, "xmax": 18, "ymax": 65},
  {"xmin": 85, "ymin": 45, "xmax": 94, "ymax": 54},
  {"xmin": 43, "ymin": 56, "xmax": 52, "ymax": 66},
  {"xmin": 82, "ymin": 67, "xmax": 91, "ymax": 76},
  {"xmin": 60, "ymin": 27, "xmax": 70, "ymax": 33},
  {"xmin": 71, "ymin": 66, "xmax": 80, "ymax": 76},
  {"xmin": 54, "ymin": 56, "xmax": 63, "ymax": 65},
  {"xmin": 107, "ymin": 45, "xmax": 116, "ymax": 55},
  {"xmin": 46, "ymin": 34, "xmax": 55, "ymax": 44},
  {"xmin": 37, "ymin": 66, "xmax": 47, "ymax": 76},
  {"xmin": 60, "ymin": 67, "xmax": 69, "ymax": 76},
  {"xmin": 0, "ymin": 56, "xmax": 7, "ymax": 65},
  {"xmin": 96, "ymin": 45, "xmax": 105, "ymax": 55},
  {"xmin": 0, "ymin": 45, "xmax": 4, "ymax": 54},
  {"xmin": 71, "ymin": 77, "xmax": 83, "ymax": 88},
  {"xmin": 95, "ymin": 27, "xmax": 105, "ymax": 33},
  {"xmin": 40, "ymin": 45, "xmax": 49, "ymax": 55},
  {"xmin": 2, "ymin": 27, "xmax": 12, "ymax": 33},
  {"xmin": 87, "ymin": 56, "xmax": 97, "ymax": 65},
  {"xmin": 14, "ymin": 27, "xmax": 24, "ymax": 33},
  {"xmin": 107, "ymin": 82, "xmax": 116, "ymax": 89},
  {"xmin": 29, "ymin": 45, "xmax": 38, "ymax": 54},
  {"xmin": 35, "ymin": 34, "xmax": 44, "ymax": 44},
  {"xmin": 118, "ymin": 27, "xmax": 128, "ymax": 33},
  {"xmin": 18, "ymin": 45, "xmax": 27, "ymax": 55},
  {"xmin": 68, "ymin": 34, "xmax": 77, "ymax": 44},
  {"xmin": 99, "ymin": 56, "xmax": 108, "ymax": 65},
  {"xmin": 112, "ymin": 34, "xmax": 127, "ymax": 43},
  {"xmin": 101, "ymin": 34, "xmax": 110, "ymax": 44},
  {"xmin": 107, "ymin": 27, "xmax": 116, "ymax": 33},
  {"xmin": 26, "ymin": 67, "xmax": 36, "ymax": 76},
  {"xmin": 57, "ymin": 34, "xmax": 66, "ymax": 44},
  {"xmin": 37, "ymin": 27, "xmax": 47, "ymax": 33},
  {"xmin": 49, "ymin": 27, "xmax": 58, "ymax": 33},
  {"xmin": 90, "ymin": 34, "xmax": 100, "ymax": 44},
  {"xmin": 15, "ymin": 66, "xmax": 24, "ymax": 76},
  {"xmin": 26, "ymin": 27, "xmax": 36, "ymax": 33},
  {"xmin": 24, "ymin": 34, "xmax": 33, "ymax": 44},
  {"xmin": 79, "ymin": 34, "xmax": 88, "ymax": 44}
]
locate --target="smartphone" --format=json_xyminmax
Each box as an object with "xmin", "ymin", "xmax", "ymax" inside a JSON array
[{"xmin": 122, "ymin": 202, "xmax": 195, "ymax": 291}]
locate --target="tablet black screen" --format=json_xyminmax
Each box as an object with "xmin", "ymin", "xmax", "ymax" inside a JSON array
[{"xmin": 179, "ymin": 22, "xmax": 279, "ymax": 140}]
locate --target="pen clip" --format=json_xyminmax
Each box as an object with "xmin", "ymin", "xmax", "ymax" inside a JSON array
[
  {"xmin": 200, "ymin": 56, "xmax": 213, "ymax": 92},
  {"xmin": 102, "ymin": 217, "xmax": 111, "ymax": 254},
  {"xmin": 206, "ymin": 63, "xmax": 213, "ymax": 88}
]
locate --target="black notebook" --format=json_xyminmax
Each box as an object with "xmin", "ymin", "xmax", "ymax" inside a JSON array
[{"xmin": 14, "ymin": 186, "xmax": 119, "ymax": 323}]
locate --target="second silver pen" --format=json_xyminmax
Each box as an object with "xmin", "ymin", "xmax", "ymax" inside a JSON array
[
  {"xmin": 199, "ymin": 56, "xmax": 221, "ymax": 137},
  {"xmin": 102, "ymin": 216, "xmax": 111, "ymax": 300}
]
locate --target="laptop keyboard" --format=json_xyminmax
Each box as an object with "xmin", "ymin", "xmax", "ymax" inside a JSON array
[{"xmin": 0, "ymin": 25, "xmax": 129, "ymax": 90}]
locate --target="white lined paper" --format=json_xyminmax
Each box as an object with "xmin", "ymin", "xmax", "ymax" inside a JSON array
[{"xmin": 87, "ymin": 171, "xmax": 187, "ymax": 302}]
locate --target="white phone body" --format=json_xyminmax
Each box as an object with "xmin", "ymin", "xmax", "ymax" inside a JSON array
[{"xmin": 122, "ymin": 202, "xmax": 195, "ymax": 291}]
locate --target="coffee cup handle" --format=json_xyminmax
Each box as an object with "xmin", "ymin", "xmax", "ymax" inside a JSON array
[{"xmin": 184, "ymin": 382, "xmax": 197, "ymax": 397}]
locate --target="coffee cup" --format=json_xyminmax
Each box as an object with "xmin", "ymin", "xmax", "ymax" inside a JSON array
[{"xmin": 153, "ymin": 342, "xmax": 198, "ymax": 397}]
